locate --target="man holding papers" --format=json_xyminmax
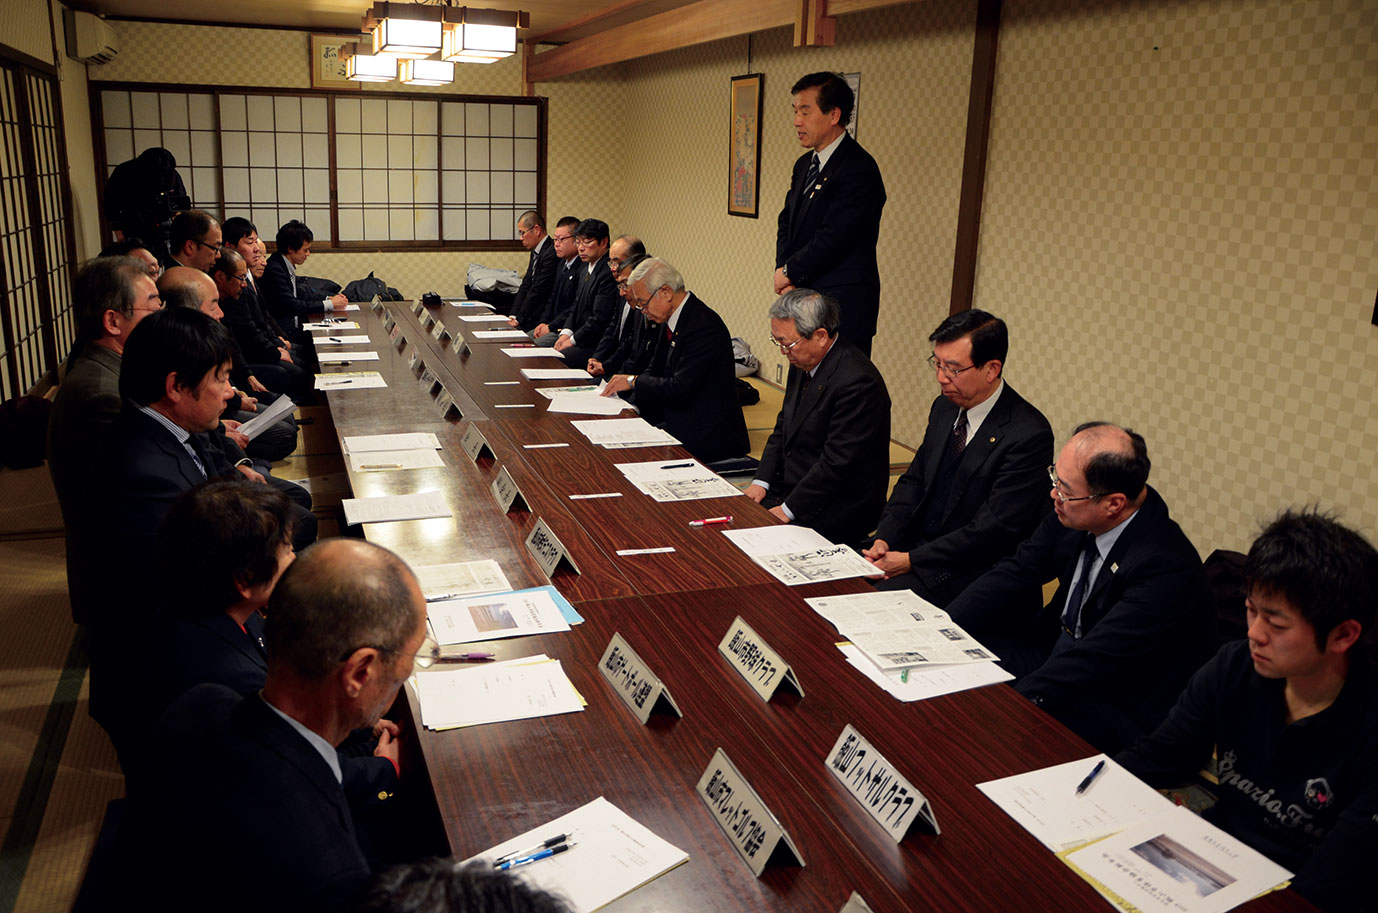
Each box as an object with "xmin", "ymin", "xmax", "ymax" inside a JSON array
[
  {"xmin": 601, "ymin": 258, "xmax": 749, "ymax": 464},
  {"xmin": 1116, "ymin": 511, "xmax": 1378, "ymax": 913},
  {"xmin": 746, "ymin": 289, "xmax": 890, "ymax": 544}
]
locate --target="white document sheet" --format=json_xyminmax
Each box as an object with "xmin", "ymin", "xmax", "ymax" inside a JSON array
[
  {"xmin": 411, "ymin": 560, "xmax": 511, "ymax": 601},
  {"xmin": 613, "ymin": 459, "xmax": 743, "ymax": 502},
  {"xmin": 465, "ymin": 796, "xmax": 690, "ymax": 913},
  {"xmin": 522, "ymin": 367, "xmax": 594, "ymax": 380},
  {"xmin": 316, "ymin": 334, "xmax": 372, "ymax": 344},
  {"xmin": 1064, "ymin": 805, "xmax": 1292, "ymax": 913},
  {"xmin": 548, "ymin": 391, "xmax": 634, "ymax": 416},
  {"xmin": 315, "ymin": 372, "xmax": 387, "ymax": 390},
  {"xmin": 338, "ymin": 304, "xmax": 360, "ymax": 311},
  {"xmin": 303, "ymin": 320, "xmax": 359, "ymax": 330},
  {"xmin": 444, "ymin": 298, "xmax": 494, "ymax": 308},
  {"xmin": 347, "ymin": 448, "xmax": 445, "ymax": 472},
  {"xmin": 535, "ymin": 383, "xmax": 598, "ymax": 398},
  {"xmin": 838, "ymin": 643, "xmax": 1013, "ymax": 701},
  {"xmin": 723, "ymin": 525, "xmax": 881, "ymax": 585},
  {"xmin": 427, "ymin": 588, "xmax": 572, "ymax": 645},
  {"xmin": 503, "ymin": 347, "xmax": 566, "ymax": 359},
  {"xmin": 806, "ymin": 590, "xmax": 998, "ymax": 668},
  {"xmin": 235, "ymin": 394, "xmax": 296, "ymax": 441},
  {"xmin": 342, "ymin": 432, "xmax": 442, "ymax": 453},
  {"xmin": 458, "ymin": 314, "xmax": 513, "ymax": 323},
  {"xmin": 414, "ymin": 657, "xmax": 583, "ymax": 729},
  {"xmin": 571, "ymin": 418, "xmax": 680, "ymax": 449},
  {"xmin": 341, "ymin": 490, "xmax": 450, "ymax": 525},
  {"xmin": 473, "ymin": 329, "xmax": 530, "ymax": 340},
  {"xmin": 316, "ymin": 350, "xmax": 380, "ymax": 363},
  {"xmin": 976, "ymin": 755, "xmax": 1173, "ymax": 851}
]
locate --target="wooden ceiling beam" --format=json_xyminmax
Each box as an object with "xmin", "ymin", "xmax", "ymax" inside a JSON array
[
  {"xmin": 525, "ymin": 0, "xmax": 795, "ymax": 82},
  {"xmin": 526, "ymin": 0, "xmax": 671, "ymax": 44}
]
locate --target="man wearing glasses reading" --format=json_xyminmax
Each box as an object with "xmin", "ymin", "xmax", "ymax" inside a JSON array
[
  {"xmin": 864, "ymin": 309, "xmax": 1052, "ymax": 606},
  {"xmin": 946, "ymin": 422, "xmax": 1214, "ymax": 753},
  {"xmin": 164, "ymin": 209, "xmax": 223, "ymax": 273}
]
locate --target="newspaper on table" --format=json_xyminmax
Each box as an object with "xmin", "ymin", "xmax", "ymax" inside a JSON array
[
  {"xmin": 613, "ymin": 459, "xmax": 743, "ymax": 502},
  {"xmin": 805, "ymin": 589, "xmax": 998, "ymax": 669},
  {"xmin": 722, "ymin": 525, "xmax": 882, "ymax": 586},
  {"xmin": 571, "ymin": 417, "xmax": 680, "ymax": 449}
]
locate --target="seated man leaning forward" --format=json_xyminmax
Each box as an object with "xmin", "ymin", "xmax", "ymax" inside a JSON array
[
  {"xmin": 945, "ymin": 422, "xmax": 1214, "ymax": 754},
  {"xmin": 1116, "ymin": 510, "xmax": 1378, "ymax": 913},
  {"xmin": 745, "ymin": 289, "xmax": 891, "ymax": 545},
  {"xmin": 140, "ymin": 538, "xmax": 432, "ymax": 913}
]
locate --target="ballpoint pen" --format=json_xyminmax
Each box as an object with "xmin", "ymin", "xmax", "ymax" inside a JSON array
[
  {"xmin": 495, "ymin": 842, "xmax": 576, "ymax": 870},
  {"xmin": 660, "ymin": 462, "xmax": 694, "ymax": 469},
  {"xmin": 494, "ymin": 833, "xmax": 573, "ymax": 864},
  {"xmin": 1075, "ymin": 759, "xmax": 1106, "ymax": 794},
  {"xmin": 689, "ymin": 515, "xmax": 733, "ymax": 527},
  {"xmin": 438, "ymin": 652, "xmax": 496, "ymax": 662}
]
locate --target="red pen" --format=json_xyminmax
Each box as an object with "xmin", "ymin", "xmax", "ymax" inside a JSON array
[{"xmin": 689, "ymin": 515, "xmax": 733, "ymax": 527}]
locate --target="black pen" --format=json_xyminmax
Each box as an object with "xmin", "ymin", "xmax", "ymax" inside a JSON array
[
  {"xmin": 1075, "ymin": 759, "xmax": 1106, "ymax": 794},
  {"xmin": 494, "ymin": 832, "xmax": 573, "ymax": 864},
  {"xmin": 660, "ymin": 462, "xmax": 694, "ymax": 469}
]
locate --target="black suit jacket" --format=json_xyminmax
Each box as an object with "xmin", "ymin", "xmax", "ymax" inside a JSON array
[
  {"xmin": 511, "ymin": 238, "xmax": 559, "ymax": 331},
  {"xmin": 631, "ymin": 294, "xmax": 748, "ymax": 463},
  {"xmin": 875, "ymin": 384, "xmax": 1052, "ymax": 605},
  {"xmin": 559, "ymin": 255, "xmax": 619, "ymax": 347},
  {"xmin": 543, "ymin": 257, "xmax": 581, "ymax": 330},
  {"xmin": 775, "ymin": 133, "xmax": 887, "ymax": 341},
  {"xmin": 755, "ymin": 337, "xmax": 890, "ymax": 543},
  {"xmin": 261, "ymin": 252, "xmax": 324, "ymax": 330},
  {"xmin": 142, "ymin": 685, "xmax": 372, "ymax": 913},
  {"xmin": 223, "ymin": 286, "xmax": 282, "ymax": 364},
  {"xmin": 948, "ymin": 487, "xmax": 1214, "ymax": 749}
]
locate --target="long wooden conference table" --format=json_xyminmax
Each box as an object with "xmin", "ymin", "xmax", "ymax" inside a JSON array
[{"xmin": 313, "ymin": 299, "xmax": 1314, "ymax": 913}]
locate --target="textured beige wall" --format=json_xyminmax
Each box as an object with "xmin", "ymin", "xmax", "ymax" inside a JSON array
[
  {"xmin": 611, "ymin": 3, "xmax": 976, "ymax": 445},
  {"xmin": 2, "ymin": 0, "xmax": 53, "ymax": 63},
  {"xmin": 976, "ymin": 0, "xmax": 1378, "ymax": 553},
  {"xmin": 53, "ymin": 2, "xmax": 102, "ymax": 263}
]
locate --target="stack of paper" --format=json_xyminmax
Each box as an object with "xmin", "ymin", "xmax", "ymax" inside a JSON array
[
  {"xmin": 473, "ymin": 329, "xmax": 530, "ymax": 340},
  {"xmin": 303, "ymin": 320, "xmax": 360, "ymax": 330},
  {"xmin": 427, "ymin": 587, "xmax": 573, "ymax": 645},
  {"xmin": 236, "ymin": 394, "xmax": 296, "ymax": 442},
  {"xmin": 343, "ymin": 432, "xmax": 445, "ymax": 473},
  {"xmin": 458, "ymin": 314, "xmax": 512, "ymax": 323},
  {"xmin": 316, "ymin": 334, "xmax": 372, "ymax": 345},
  {"xmin": 341, "ymin": 490, "xmax": 451, "ymax": 525},
  {"xmin": 806, "ymin": 590, "xmax": 998, "ymax": 669},
  {"xmin": 548, "ymin": 382, "xmax": 636, "ymax": 416},
  {"xmin": 444, "ymin": 298, "xmax": 494, "ymax": 309},
  {"xmin": 571, "ymin": 417, "xmax": 680, "ymax": 449},
  {"xmin": 315, "ymin": 371, "xmax": 387, "ymax": 390},
  {"xmin": 317, "ymin": 350, "xmax": 380, "ymax": 364},
  {"xmin": 522, "ymin": 367, "xmax": 593, "ymax": 381},
  {"xmin": 503, "ymin": 347, "xmax": 564, "ymax": 359},
  {"xmin": 410, "ymin": 559, "xmax": 511, "ymax": 601},
  {"xmin": 534, "ymin": 383, "xmax": 598, "ymax": 398},
  {"xmin": 413, "ymin": 655, "xmax": 583, "ymax": 729},
  {"xmin": 613, "ymin": 459, "xmax": 742, "ymax": 501},
  {"xmin": 722, "ymin": 525, "xmax": 881, "ymax": 586},
  {"xmin": 838, "ymin": 643, "xmax": 1013, "ymax": 701},
  {"xmin": 465, "ymin": 797, "xmax": 689, "ymax": 913}
]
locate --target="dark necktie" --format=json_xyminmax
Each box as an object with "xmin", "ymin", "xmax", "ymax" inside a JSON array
[
  {"xmin": 803, "ymin": 153, "xmax": 820, "ymax": 192},
  {"xmin": 186, "ymin": 432, "xmax": 211, "ymax": 480},
  {"xmin": 1062, "ymin": 532, "xmax": 1100, "ymax": 637},
  {"xmin": 950, "ymin": 409, "xmax": 969, "ymax": 459}
]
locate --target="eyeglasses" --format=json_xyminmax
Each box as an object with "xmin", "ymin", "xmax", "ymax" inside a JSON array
[
  {"xmin": 552, "ymin": 233, "xmax": 573, "ymax": 243},
  {"xmin": 516, "ymin": 225, "xmax": 537, "ymax": 238},
  {"xmin": 927, "ymin": 353, "xmax": 976, "ymax": 379},
  {"xmin": 1048, "ymin": 466, "xmax": 1101, "ymax": 503},
  {"xmin": 232, "ymin": 273, "xmax": 248, "ymax": 283},
  {"xmin": 340, "ymin": 633, "xmax": 441, "ymax": 670},
  {"xmin": 194, "ymin": 238, "xmax": 223, "ymax": 253},
  {"xmin": 575, "ymin": 237, "xmax": 599, "ymax": 247},
  {"xmin": 771, "ymin": 334, "xmax": 805, "ymax": 353},
  {"xmin": 627, "ymin": 284, "xmax": 665, "ymax": 311}
]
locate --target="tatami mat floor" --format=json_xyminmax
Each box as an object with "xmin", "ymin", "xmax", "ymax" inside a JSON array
[{"xmin": 0, "ymin": 378, "xmax": 914, "ymax": 912}]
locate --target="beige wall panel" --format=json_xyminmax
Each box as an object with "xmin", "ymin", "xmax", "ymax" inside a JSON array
[
  {"xmin": 976, "ymin": 0, "xmax": 1378, "ymax": 553},
  {"xmin": 54, "ymin": 2, "xmax": 101, "ymax": 263},
  {"xmin": 611, "ymin": 0, "xmax": 976, "ymax": 446},
  {"xmin": 2, "ymin": 0, "xmax": 54, "ymax": 63}
]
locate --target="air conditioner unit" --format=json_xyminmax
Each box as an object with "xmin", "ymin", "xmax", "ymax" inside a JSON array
[{"xmin": 64, "ymin": 9, "xmax": 120, "ymax": 65}]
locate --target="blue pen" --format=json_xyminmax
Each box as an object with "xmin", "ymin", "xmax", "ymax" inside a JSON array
[
  {"xmin": 495, "ymin": 842, "xmax": 576, "ymax": 870},
  {"xmin": 1075, "ymin": 759, "xmax": 1107, "ymax": 794}
]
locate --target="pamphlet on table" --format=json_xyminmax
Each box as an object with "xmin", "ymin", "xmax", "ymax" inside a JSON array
[
  {"xmin": 427, "ymin": 587, "xmax": 572, "ymax": 645},
  {"xmin": 613, "ymin": 459, "xmax": 742, "ymax": 502},
  {"xmin": 413, "ymin": 655, "xmax": 583, "ymax": 729},
  {"xmin": 315, "ymin": 371, "xmax": 387, "ymax": 390},
  {"xmin": 806, "ymin": 590, "xmax": 998, "ymax": 668},
  {"xmin": 341, "ymin": 490, "xmax": 450, "ymax": 525},
  {"xmin": 722, "ymin": 525, "xmax": 881, "ymax": 585},
  {"xmin": 571, "ymin": 418, "xmax": 680, "ymax": 449},
  {"xmin": 411, "ymin": 559, "xmax": 511, "ymax": 600}
]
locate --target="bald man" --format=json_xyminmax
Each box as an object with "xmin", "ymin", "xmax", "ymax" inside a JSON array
[
  {"xmin": 142, "ymin": 539, "xmax": 430, "ymax": 913},
  {"xmin": 945, "ymin": 422, "xmax": 1214, "ymax": 753}
]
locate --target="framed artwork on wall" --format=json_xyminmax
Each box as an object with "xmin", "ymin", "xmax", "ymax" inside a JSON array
[
  {"xmin": 728, "ymin": 73, "xmax": 763, "ymax": 218},
  {"xmin": 311, "ymin": 35, "xmax": 360, "ymax": 91}
]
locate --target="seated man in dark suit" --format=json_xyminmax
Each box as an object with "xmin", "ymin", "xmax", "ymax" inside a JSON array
[
  {"xmin": 601, "ymin": 257, "xmax": 749, "ymax": 463},
  {"xmin": 138, "ymin": 538, "xmax": 431, "ymax": 913},
  {"xmin": 588, "ymin": 254, "xmax": 657, "ymax": 378},
  {"xmin": 211, "ymin": 248, "xmax": 313, "ymax": 402},
  {"xmin": 260, "ymin": 218, "xmax": 347, "ymax": 335},
  {"xmin": 746, "ymin": 289, "xmax": 891, "ymax": 545},
  {"xmin": 1116, "ymin": 510, "xmax": 1378, "ymax": 913},
  {"xmin": 501, "ymin": 210, "xmax": 559, "ymax": 329},
  {"xmin": 588, "ymin": 238, "xmax": 647, "ymax": 368},
  {"xmin": 163, "ymin": 208, "xmax": 222, "ymax": 273},
  {"xmin": 546, "ymin": 219, "xmax": 619, "ymax": 367},
  {"xmin": 530, "ymin": 216, "xmax": 582, "ymax": 342},
  {"xmin": 946, "ymin": 422, "xmax": 1214, "ymax": 753},
  {"xmin": 864, "ymin": 309, "xmax": 1052, "ymax": 606},
  {"xmin": 47, "ymin": 255, "xmax": 163, "ymax": 626},
  {"xmin": 223, "ymin": 216, "xmax": 312, "ymax": 371}
]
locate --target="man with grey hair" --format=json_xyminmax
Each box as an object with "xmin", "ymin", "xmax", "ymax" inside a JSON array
[
  {"xmin": 745, "ymin": 289, "xmax": 891, "ymax": 543},
  {"xmin": 588, "ymin": 252, "xmax": 655, "ymax": 378},
  {"xmin": 142, "ymin": 538, "xmax": 431, "ymax": 913},
  {"xmin": 602, "ymin": 258, "xmax": 748, "ymax": 462},
  {"xmin": 47, "ymin": 255, "xmax": 162, "ymax": 625}
]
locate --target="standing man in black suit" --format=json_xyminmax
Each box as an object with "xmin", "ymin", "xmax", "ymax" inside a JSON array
[
  {"xmin": 506, "ymin": 210, "xmax": 559, "ymax": 332},
  {"xmin": 140, "ymin": 538, "xmax": 430, "ymax": 913},
  {"xmin": 946, "ymin": 423, "xmax": 1214, "ymax": 753},
  {"xmin": 864, "ymin": 309, "xmax": 1052, "ymax": 606},
  {"xmin": 746, "ymin": 289, "xmax": 891, "ymax": 544},
  {"xmin": 602, "ymin": 258, "xmax": 748, "ymax": 463},
  {"xmin": 530, "ymin": 216, "xmax": 582, "ymax": 342},
  {"xmin": 261, "ymin": 219, "xmax": 347, "ymax": 335},
  {"xmin": 775, "ymin": 72, "xmax": 886, "ymax": 356}
]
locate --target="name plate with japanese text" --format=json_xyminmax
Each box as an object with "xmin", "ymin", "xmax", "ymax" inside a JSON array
[
  {"xmin": 459, "ymin": 425, "xmax": 494, "ymax": 462},
  {"xmin": 490, "ymin": 466, "xmax": 529, "ymax": 514},
  {"xmin": 696, "ymin": 748, "xmax": 803, "ymax": 877},
  {"xmin": 838, "ymin": 893, "xmax": 875, "ymax": 913},
  {"xmin": 717, "ymin": 616, "xmax": 803, "ymax": 702},
  {"xmin": 435, "ymin": 386, "xmax": 459, "ymax": 420},
  {"xmin": 826, "ymin": 724, "xmax": 939, "ymax": 841},
  {"xmin": 598, "ymin": 633, "xmax": 681, "ymax": 725},
  {"xmin": 371, "ymin": 295, "xmax": 385, "ymax": 316},
  {"xmin": 524, "ymin": 518, "xmax": 580, "ymax": 578}
]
